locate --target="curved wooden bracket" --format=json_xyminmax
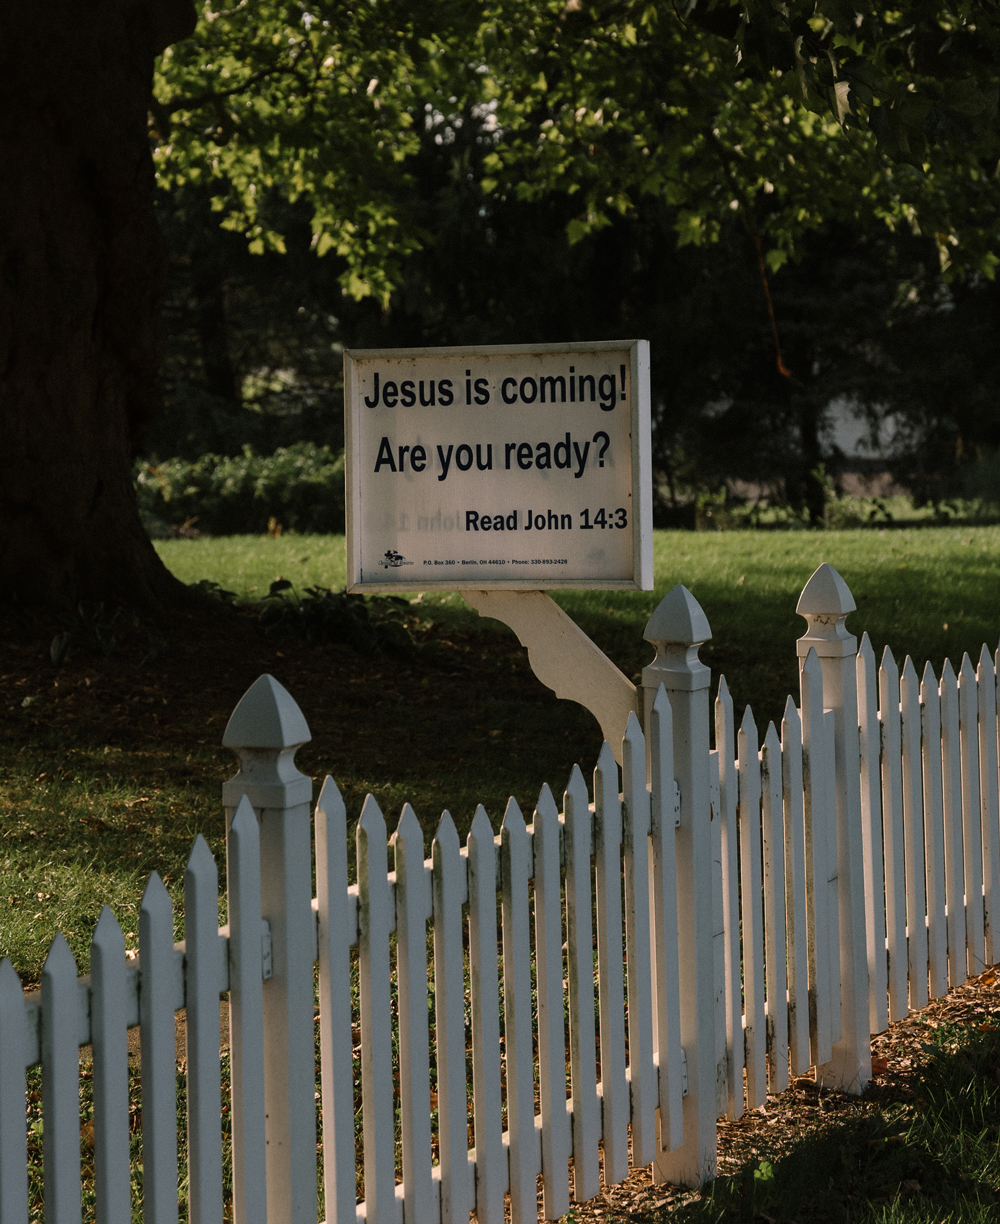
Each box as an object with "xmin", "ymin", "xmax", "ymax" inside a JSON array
[{"xmin": 460, "ymin": 590, "xmax": 639, "ymax": 765}]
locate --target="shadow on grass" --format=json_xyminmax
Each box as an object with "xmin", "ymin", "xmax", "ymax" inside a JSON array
[{"xmin": 668, "ymin": 1023, "xmax": 1000, "ymax": 1223}]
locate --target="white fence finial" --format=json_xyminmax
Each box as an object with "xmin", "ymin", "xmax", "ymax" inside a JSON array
[
  {"xmin": 643, "ymin": 585, "xmax": 711, "ymax": 687},
  {"xmin": 223, "ymin": 674, "xmax": 311, "ymax": 750},
  {"xmin": 222, "ymin": 675, "xmax": 313, "ymax": 817},
  {"xmin": 796, "ymin": 563, "xmax": 857, "ymax": 660}
]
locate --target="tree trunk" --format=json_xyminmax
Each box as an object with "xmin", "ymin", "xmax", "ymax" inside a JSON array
[{"xmin": 0, "ymin": 0, "xmax": 196, "ymax": 609}]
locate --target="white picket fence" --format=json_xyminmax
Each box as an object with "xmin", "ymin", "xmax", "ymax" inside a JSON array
[{"xmin": 3, "ymin": 562, "xmax": 1000, "ymax": 1224}]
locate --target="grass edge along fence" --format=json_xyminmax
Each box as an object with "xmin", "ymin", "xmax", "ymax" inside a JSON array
[{"xmin": 3, "ymin": 562, "xmax": 1000, "ymax": 1221}]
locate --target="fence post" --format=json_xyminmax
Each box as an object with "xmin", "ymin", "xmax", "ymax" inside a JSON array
[
  {"xmin": 222, "ymin": 674, "xmax": 317, "ymax": 1224},
  {"xmin": 796, "ymin": 565, "xmax": 871, "ymax": 1094},
  {"xmin": 642, "ymin": 585, "xmax": 716, "ymax": 1188}
]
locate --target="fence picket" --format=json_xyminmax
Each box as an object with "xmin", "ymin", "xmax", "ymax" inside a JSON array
[
  {"xmin": 801, "ymin": 649, "xmax": 833, "ymax": 1065},
  {"xmin": 621, "ymin": 714, "xmax": 657, "ymax": 1166},
  {"xmin": 857, "ymin": 636, "xmax": 888, "ymax": 1034},
  {"xmin": 921, "ymin": 664, "xmax": 948, "ymax": 1000},
  {"xmin": 593, "ymin": 746, "xmax": 629, "ymax": 1184},
  {"xmin": 940, "ymin": 662, "xmax": 967, "ymax": 989},
  {"xmin": 709, "ymin": 750, "xmax": 726, "ymax": 1119},
  {"xmin": 392, "ymin": 805, "xmax": 437, "ymax": 1224},
  {"xmin": 564, "ymin": 768, "xmax": 600, "ymax": 1201},
  {"xmin": 959, "ymin": 654, "xmax": 987, "ymax": 974},
  {"xmin": 738, "ymin": 708, "xmax": 766, "ymax": 1108},
  {"xmin": 498, "ymin": 801, "xmax": 538, "ymax": 1224},
  {"xmin": 432, "ymin": 812, "xmax": 473, "ymax": 1224},
  {"xmin": 822, "ymin": 709, "xmax": 842, "ymax": 1050},
  {"xmin": 879, "ymin": 648, "xmax": 908, "ymax": 1021},
  {"xmin": 0, "ymin": 957, "xmax": 29, "ymax": 1224},
  {"xmin": 356, "ymin": 795, "xmax": 400, "ymax": 1224},
  {"xmin": 467, "ymin": 807, "xmax": 506, "ymax": 1224},
  {"xmin": 900, "ymin": 659, "xmax": 929, "ymax": 1009},
  {"xmin": 649, "ymin": 688, "xmax": 683, "ymax": 1153},
  {"xmin": 226, "ymin": 797, "xmax": 267, "ymax": 1224},
  {"xmin": 315, "ymin": 778, "xmax": 360, "ymax": 1224},
  {"xmin": 40, "ymin": 934, "xmax": 82, "ymax": 1224},
  {"xmin": 977, "ymin": 646, "xmax": 1000, "ymax": 967},
  {"xmin": 90, "ymin": 908, "xmax": 130, "ymax": 1224},
  {"xmin": 139, "ymin": 874, "xmax": 179, "ymax": 1224},
  {"xmin": 761, "ymin": 723, "xmax": 789, "ymax": 1094},
  {"xmin": 533, "ymin": 785, "xmax": 571, "ymax": 1221},
  {"xmin": 716, "ymin": 678, "xmax": 744, "ymax": 1118},
  {"xmin": 184, "ymin": 837, "xmax": 225, "ymax": 1224},
  {"xmin": 781, "ymin": 697, "xmax": 810, "ymax": 1075}
]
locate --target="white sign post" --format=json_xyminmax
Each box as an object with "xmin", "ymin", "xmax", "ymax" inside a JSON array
[{"xmin": 345, "ymin": 340, "xmax": 652, "ymax": 592}]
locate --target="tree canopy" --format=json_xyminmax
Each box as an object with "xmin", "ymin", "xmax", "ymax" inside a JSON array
[{"xmin": 153, "ymin": 0, "xmax": 1000, "ymax": 299}]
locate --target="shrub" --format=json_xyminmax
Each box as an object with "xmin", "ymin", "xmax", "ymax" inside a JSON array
[{"xmin": 136, "ymin": 443, "xmax": 346, "ymax": 536}]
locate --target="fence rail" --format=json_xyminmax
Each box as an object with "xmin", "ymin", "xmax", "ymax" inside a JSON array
[{"xmin": 4, "ymin": 564, "xmax": 1000, "ymax": 1224}]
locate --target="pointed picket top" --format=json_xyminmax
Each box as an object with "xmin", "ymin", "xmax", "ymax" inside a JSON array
[
  {"xmin": 230, "ymin": 793, "xmax": 258, "ymax": 839},
  {"xmin": 652, "ymin": 681, "xmax": 673, "ymax": 723},
  {"xmin": 796, "ymin": 563, "xmax": 856, "ymax": 616},
  {"xmin": 880, "ymin": 644, "xmax": 899, "ymax": 681},
  {"xmin": 980, "ymin": 642, "xmax": 994, "ymax": 672},
  {"xmin": 42, "ymin": 930, "xmax": 76, "ymax": 981},
  {"xmin": 186, "ymin": 832, "xmax": 216, "ymax": 880},
  {"xmin": 468, "ymin": 803, "xmax": 495, "ymax": 847},
  {"xmin": 141, "ymin": 870, "xmax": 173, "ymax": 920},
  {"xmin": 358, "ymin": 792, "xmax": 387, "ymax": 840},
  {"xmin": 92, "ymin": 904, "xmax": 125, "ymax": 956},
  {"xmin": 394, "ymin": 802, "xmax": 424, "ymax": 852},
  {"xmin": 223, "ymin": 673, "xmax": 311, "ymax": 750},
  {"xmin": 434, "ymin": 808, "xmax": 461, "ymax": 854},
  {"xmin": 902, "ymin": 655, "xmax": 919, "ymax": 689},
  {"xmin": 764, "ymin": 720, "xmax": 781, "ymax": 758},
  {"xmin": 644, "ymin": 584, "xmax": 711, "ymax": 646},
  {"xmin": 622, "ymin": 708, "xmax": 646, "ymax": 801},
  {"xmin": 802, "ymin": 645, "xmax": 824, "ymax": 687},
  {"xmin": 566, "ymin": 763, "xmax": 589, "ymax": 811},
  {"xmin": 717, "ymin": 673, "xmax": 732, "ymax": 705},
  {"xmin": 859, "ymin": 631, "xmax": 875, "ymax": 667},
  {"xmin": 941, "ymin": 657, "xmax": 957, "ymax": 688},
  {"xmin": 922, "ymin": 659, "xmax": 938, "ymax": 689},
  {"xmin": 596, "ymin": 740, "xmax": 619, "ymax": 782},
  {"xmin": 501, "ymin": 797, "xmax": 526, "ymax": 837},
  {"xmin": 535, "ymin": 782, "xmax": 560, "ymax": 823},
  {"xmin": 960, "ymin": 651, "xmax": 976, "ymax": 684},
  {"xmin": 783, "ymin": 693, "xmax": 798, "ymax": 723},
  {"xmin": 316, "ymin": 774, "xmax": 345, "ymax": 818},
  {"xmin": 739, "ymin": 704, "xmax": 759, "ymax": 751}
]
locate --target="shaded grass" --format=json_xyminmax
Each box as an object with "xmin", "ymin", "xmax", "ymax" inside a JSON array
[
  {"xmin": 669, "ymin": 1019, "xmax": 1000, "ymax": 1223},
  {"xmin": 6, "ymin": 524, "xmax": 999, "ymax": 983},
  {"xmin": 158, "ymin": 527, "xmax": 1000, "ymax": 727}
]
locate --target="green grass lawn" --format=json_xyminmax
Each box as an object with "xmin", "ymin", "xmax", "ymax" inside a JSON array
[{"xmin": 156, "ymin": 526, "xmax": 1000, "ymax": 728}]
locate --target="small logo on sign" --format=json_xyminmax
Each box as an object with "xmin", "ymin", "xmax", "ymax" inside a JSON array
[{"xmin": 380, "ymin": 549, "xmax": 413, "ymax": 569}]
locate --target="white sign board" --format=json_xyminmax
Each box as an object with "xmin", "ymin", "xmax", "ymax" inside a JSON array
[{"xmin": 345, "ymin": 340, "xmax": 652, "ymax": 591}]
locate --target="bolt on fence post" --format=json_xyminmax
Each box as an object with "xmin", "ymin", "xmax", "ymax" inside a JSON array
[
  {"xmin": 223, "ymin": 674, "xmax": 316, "ymax": 1224},
  {"xmin": 642, "ymin": 585, "xmax": 717, "ymax": 1188},
  {"xmin": 796, "ymin": 564, "xmax": 871, "ymax": 1094}
]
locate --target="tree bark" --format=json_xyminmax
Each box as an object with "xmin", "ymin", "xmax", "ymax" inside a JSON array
[{"xmin": 0, "ymin": 0, "xmax": 196, "ymax": 609}]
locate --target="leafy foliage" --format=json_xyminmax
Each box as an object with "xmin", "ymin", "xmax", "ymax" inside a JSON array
[
  {"xmin": 257, "ymin": 580, "xmax": 417, "ymax": 654},
  {"xmin": 136, "ymin": 442, "xmax": 346, "ymax": 535},
  {"xmin": 152, "ymin": 0, "xmax": 481, "ymax": 304}
]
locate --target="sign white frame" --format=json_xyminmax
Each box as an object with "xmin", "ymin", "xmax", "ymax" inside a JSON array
[{"xmin": 344, "ymin": 339, "xmax": 652, "ymax": 592}]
